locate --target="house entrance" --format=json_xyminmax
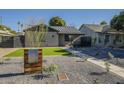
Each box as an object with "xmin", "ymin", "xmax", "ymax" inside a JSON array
[{"xmin": 81, "ymin": 36, "xmax": 91, "ymax": 47}]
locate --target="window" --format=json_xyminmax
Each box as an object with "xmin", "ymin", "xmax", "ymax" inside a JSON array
[
  {"xmin": 115, "ymin": 35, "xmax": 121, "ymax": 42},
  {"xmin": 64, "ymin": 34, "xmax": 69, "ymax": 41},
  {"xmin": 104, "ymin": 35, "xmax": 110, "ymax": 45},
  {"xmin": 98, "ymin": 37, "xmax": 101, "ymax": 43},
  {"xmin": 98, "ymin": 34, "xmax": 102, "ymax": 43}
]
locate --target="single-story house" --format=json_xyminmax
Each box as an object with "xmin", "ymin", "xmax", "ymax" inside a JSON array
[
  {"xmin": 79, "ymin": 24, "xmax": 124, "ymax": 48},
  {"xmin": 0, "ymin": 30, "xmax": 14, "ymax": 47},
  {"xmin": 24, "ymin": 24, "xmax": 84, "ymax": 47}
]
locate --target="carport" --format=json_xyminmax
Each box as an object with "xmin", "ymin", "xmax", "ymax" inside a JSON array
[{"xmin": 80, "ymin": 36, "xmax": 91, "ymax": 47}]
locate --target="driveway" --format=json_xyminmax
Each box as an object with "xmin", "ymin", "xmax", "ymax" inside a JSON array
[
  {"xmin": 69, "ymin": 47, "xmax": 124, "ymax": 67},
  {"xmin": 71, "ymin": 47, "xmax": 124, "ymax": 59},
  {"xmin": 0, "ymin": 56, "xmax": 124, "ymax": 84},
  {"xmin": 0, "ymin": 48, "xmax": 18, "ymax": 58}
]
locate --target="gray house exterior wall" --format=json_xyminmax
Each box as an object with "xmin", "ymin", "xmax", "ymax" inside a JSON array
[
  {"xmin": 79, "ymin": 26, "xmax": 100, "ymax": 46},
  {"xmin": 80, "ymin": 25, "xmax": 124, "ymax": 47},
  {"xmin": 0, "ymin": 31, "xmax": 14, "ymax": 48},
  {"xmin": 25, "ymin": 31, "xmax": 82, "ymax": 47},
  {"xmin": 25, "ymin": 31, "xmax": 59, "ymax": 47},
  {"xmin": 58, "ymin": 34, "xmax": 81, "ymax": 46},
  {"xmin": 42, "ymin": 31, "xmax": 59, "ymax": 47},
  {"xmin": 59, "ymin": 34, "xmax": 65, "ymax": 46},
  {"xmin": 24, "ymin": 25, "xmax": 83, "ymax": 47}
]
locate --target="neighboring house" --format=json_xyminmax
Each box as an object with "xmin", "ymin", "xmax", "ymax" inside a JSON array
[
  {"xmin": 24, "ymin": 24, "xmax": 84, "ymax": 47},
  {"xmin": 79, "ymin": 24, "xmax": 124, "ymax": 47},
  {"xmin": 13, "ymin": 32, "xmax": 25, "ymax": 48},
  {"xmin": 0, "ymin": 30, "xmax": 14, "ymax": 47}
]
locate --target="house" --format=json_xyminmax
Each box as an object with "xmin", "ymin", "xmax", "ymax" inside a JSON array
[
  {"xmin": 79, "ymin": 24, "xmax": 124, "ymax": 48},
  {"xmin": 0, "ymin": 30, "xmax": 14, "ymax": 47},
  {"xmin": 24, "ymin": 24, "xmax": 84, "ymax": 47}
]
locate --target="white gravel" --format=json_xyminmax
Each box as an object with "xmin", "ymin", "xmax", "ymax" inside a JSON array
[{"xmin": 0, "ymin": 56, "xmax": 124, "ymax": 84}]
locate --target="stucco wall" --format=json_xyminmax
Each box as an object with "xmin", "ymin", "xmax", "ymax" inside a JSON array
[
  {"xmin": 25, "ymin": 31, "xmax": 59, "ymax": 47},
  {"xmin": 59, "ymin": 34, "xmax": 65, "ymax": 46},
  {"xmin": 43, "ymin": 32, "xmax": 59, "ymax": 47}
]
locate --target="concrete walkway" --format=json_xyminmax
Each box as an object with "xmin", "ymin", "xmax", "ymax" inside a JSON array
[
  {"xmin": 65, "ymin": 48, "xmax": 124, "ymax": 79},
  {"xmin": 87, "ymin": 58, "xmax": 124, "ymax": 78}
]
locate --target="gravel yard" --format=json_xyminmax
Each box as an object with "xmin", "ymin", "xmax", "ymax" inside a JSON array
[{"xmin": 0, "ymin": 56, "xmax": 124, "ymax": 84}]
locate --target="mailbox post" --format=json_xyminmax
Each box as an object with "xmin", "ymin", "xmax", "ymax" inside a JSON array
[{"xmin": 24, "ymin": 48, "xmax": 42, "ymax": 74}]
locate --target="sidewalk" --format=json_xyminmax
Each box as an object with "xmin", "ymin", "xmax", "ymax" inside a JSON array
[
  {"xmin": 65, "ymin": 48, "xmax": 124, "ymax": 78},
  {"xmin": 87, "ymin": 58, "xmax": 124, "ymax": 78}
]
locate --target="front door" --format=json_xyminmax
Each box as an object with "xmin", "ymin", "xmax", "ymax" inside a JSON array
[
  {"xmin": 81, "ymin": 36, "xmax": 91, "ymax": 47},
  {"xmin": 104, "ymin": 34, "xmax": 110, "ymax": 45}
]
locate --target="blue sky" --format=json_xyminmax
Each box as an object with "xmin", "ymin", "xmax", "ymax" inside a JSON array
[{"xmin": 0, "ymin": 9, "xmax": 123, "ymax": 31}]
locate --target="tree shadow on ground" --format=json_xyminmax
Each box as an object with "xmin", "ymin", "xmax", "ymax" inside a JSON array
[
  {"xmin": 54, "ymin": 49, "xmax": 73, "ymax": 56},
  {"xmin": 72, "ymin": 47, "xmax": 124, "ymax": 59},
  {"xmin": 90, "ymin": 72, "xmax": 107, "ymax": 76},
  {"xmin": 0, "ymin": 73, "xmax": 24, "ymax": 78}
]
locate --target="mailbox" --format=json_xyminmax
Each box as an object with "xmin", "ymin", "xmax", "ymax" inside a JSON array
[{"xmin": 24, "ymin": 48, "xmax": 42, "ymax": 74}]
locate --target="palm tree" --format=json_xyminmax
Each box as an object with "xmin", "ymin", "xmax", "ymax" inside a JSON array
[
  {"xmin": 20, "ymin": 24, "xmax": 23, "ymax": 32},
  {"xmin": 17, "ymin": 21, "xmax": 20, "ymax": 32}
]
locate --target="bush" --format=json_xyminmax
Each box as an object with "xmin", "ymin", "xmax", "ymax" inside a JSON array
[
  {"xmin": 43, "ymin": 64, "xmax": 59, "ymax": 75},
  {"xmin": 104, "ymin": 62, "xmax": 110, "ymax": 72}
]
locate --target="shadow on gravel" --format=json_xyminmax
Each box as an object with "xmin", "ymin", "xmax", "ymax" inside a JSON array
[
  {"xmin": 0, "ymin": 73, "xmax": 24, "ymax": 78},
  {"xmin": 54, "ymin": 49, "xmax": 72, "ymax": 56},
  {"xmin": 32, "ymin": 74, "xmax": 51, "ymax": 80},
  {"xmin": 0, "ymin": 62, "xmax": 23, "ymax": 65},
  {"xmin": 90, "ymin": 72, "xmax": 107, "ymax": 76}
]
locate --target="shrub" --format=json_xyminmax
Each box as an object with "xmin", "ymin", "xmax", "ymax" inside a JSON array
[
  {"xmin": 43, "ymin": 64, "xmax": 59, "ymax": 75},
  {"xmin": 104, "ymin": 62, "xmax": 110, "ymax": 72}
]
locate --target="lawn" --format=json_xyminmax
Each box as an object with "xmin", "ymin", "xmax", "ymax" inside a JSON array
[{"xmin": 5, "ymin": 47, "xmax": 71, "ymax": 57}]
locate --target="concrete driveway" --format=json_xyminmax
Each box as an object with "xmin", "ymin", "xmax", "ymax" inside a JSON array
[
  {"xmin": 71, "ymin": 47, "xmax": 124, "ymax": 59},
  {"xmin": 0, "ymin": 48, "xmax": 18, "ymax": 58}
]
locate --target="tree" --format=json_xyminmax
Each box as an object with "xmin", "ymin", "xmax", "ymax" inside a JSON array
[
  {"xmin": 20, "ymin": 24, "xmax": 23, "ymax": 32},
  {"xmin": 49, "ymin": 16, "xmax": 66, "ymax": 26},
  {"xmin": 110, "ymin": 11, "xmax": 124, "ymax": 31},
  {"xmin": 17, "ymin": 21, "xmax": 20, "ymax": 32},
  {"xmin": 100, "ymin": 21, "xmax": 107, "ymax": 25}
]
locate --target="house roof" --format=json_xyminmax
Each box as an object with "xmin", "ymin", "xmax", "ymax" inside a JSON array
[
  {"xmin": 0, "ymin": 30, "xmax": 14, "ymax": 36},
  {"xmin": 50, "ymin": 26, "xmax": 83, "ymax": 34},
  {"xmin": 16, "ymin": 32, "xmax": 25, "ymax": 36},
  {"xmin": 79, "ymin": 24, "xmax": 108, "ymax": 32},
  {"xmin": 24, "ymin": 24, "xmax": 84, "ymax": 35},
  {"xmin": 79, "ymin": 24, "xmax": 124, "ymax": 35}
]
